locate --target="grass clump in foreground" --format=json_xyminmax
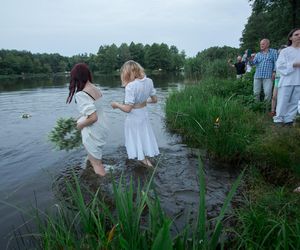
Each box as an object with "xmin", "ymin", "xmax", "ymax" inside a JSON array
[
  {"xmin": 17, "ymin": 158, "xmax": 242, "ymax": 249},
  {"xmin": 231, "ymin": 167, "xmax": 300, "ymax": 249}
]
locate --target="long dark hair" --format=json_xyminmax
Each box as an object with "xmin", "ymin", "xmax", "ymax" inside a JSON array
[
  {"xmin": 287, "ymin": 28, "xmax": 300, "ymax": 46},
  {"xmin": 66, "ymin": 63, "xmax": 93, "ymax": 104}
]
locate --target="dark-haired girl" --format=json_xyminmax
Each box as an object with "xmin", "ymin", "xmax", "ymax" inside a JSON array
[{"xmin": 67, "ymin": 63, "xmax": 108, "ymax": 176}]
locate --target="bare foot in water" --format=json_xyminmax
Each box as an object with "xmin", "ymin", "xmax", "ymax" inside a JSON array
[
  {"xmin": 140, "ymin": 158, "xmax": 153, "ymax": 168},
  {"xmin": 93, "ymin": 165, "xmax": 106, "ymax": 176},
  {"xmin": 88, "ymin": 154, "xmax": 106, "ymax": 176}
]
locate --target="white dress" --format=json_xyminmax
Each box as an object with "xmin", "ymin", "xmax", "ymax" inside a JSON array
[
  {"xmin": 124, "ymin": 76, "xmax": 159, "ymax": 160},
  {"xmin": 75, "ymin": 91, "xmax": 108, "ymax": 160}
]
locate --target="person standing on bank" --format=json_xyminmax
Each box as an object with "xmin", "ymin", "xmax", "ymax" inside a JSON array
[
  {"xmin": 228, "ymin": 56, "xmax": 246, "ymax": 79},
  {"xmin": 273, "ymin": 28, "xmax": 300, "ymax": 126},
  {"xmin": 66, "ymin": 63, "xmax": 108, "ymax": 176},
  {"xmin": 111, "ymin": 60, "xmax": 159, "ymax": 167},
  {"xmin": 251, "ymin": 39, "xmax": 278, "ymax": 102},
  {"xmin": 270, "ymin": 45, "xmax": 287, "ymax": 117}
]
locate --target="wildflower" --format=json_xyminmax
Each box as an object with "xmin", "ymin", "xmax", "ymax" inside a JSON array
[{"xmin": 214, "ymin": 117, "xmax": 220, "ymax": 129}]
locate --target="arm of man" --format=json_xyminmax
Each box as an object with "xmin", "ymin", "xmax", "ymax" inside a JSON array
[{"xmin": 227, "ymin": 59, "xmax": 235, "ymax": 68}]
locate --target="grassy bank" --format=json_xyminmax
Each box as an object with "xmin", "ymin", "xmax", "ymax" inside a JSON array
[
  {"xmin": 165, "ymin": 73, "xmax": 300, "ymax": 248},
  {"xmin": 165, "ymin": 74, "xmax": 300, "ymax": 177}
]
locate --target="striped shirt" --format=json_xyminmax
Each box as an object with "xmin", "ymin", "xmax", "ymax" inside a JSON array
[{"xmin": 252, "ymin": 48, "xmax": 278, "ymax": 78}]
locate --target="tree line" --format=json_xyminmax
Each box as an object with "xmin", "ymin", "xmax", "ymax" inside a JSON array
[
  {"xmin": 0, "ymin": 42, "xmax": 185, "ymax": 75},
  {"xmin": 0, "ymin": 0, "xmax": 296, "ymax": 77},
  {"xmin": 240, "ymin": 0, "xmax": 299, "ymax": 51},
  {"xmin": 185, "ymin": 0, "xmax": 297, "ymax": 78}
]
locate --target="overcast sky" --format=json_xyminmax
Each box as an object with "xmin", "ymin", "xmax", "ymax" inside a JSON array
[{"xmin": 0, "ymin": 0, "xmax": 252, "ymax": 58}]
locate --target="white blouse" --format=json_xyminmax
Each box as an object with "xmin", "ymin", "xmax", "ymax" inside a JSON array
[
  {"xmin": 276, "ymin": 46, "xmax": 300, "ymax": 87},
  {"xmin": 124, "ymin": 77, "xmax": 156, "ymax": 105}
]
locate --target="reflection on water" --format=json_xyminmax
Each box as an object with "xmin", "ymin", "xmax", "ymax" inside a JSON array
[{"xmin": 0, "ymin": 72, "xmax": 185, "ymax": 92}]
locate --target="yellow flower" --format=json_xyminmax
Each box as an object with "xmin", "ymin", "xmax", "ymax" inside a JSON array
[{"xmin": 107, "ymin": 224, "xmax": 118, "ymax": 243}]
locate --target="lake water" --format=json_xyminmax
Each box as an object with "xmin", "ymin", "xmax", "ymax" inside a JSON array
[{"xmin": 0, "ymin": 74, "xmax": 238, "ymax": 249}]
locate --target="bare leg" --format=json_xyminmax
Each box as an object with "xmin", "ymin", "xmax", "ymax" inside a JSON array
[{"xmin": 88, "ymin": 154, "xmax": 106, "ymax": 176}]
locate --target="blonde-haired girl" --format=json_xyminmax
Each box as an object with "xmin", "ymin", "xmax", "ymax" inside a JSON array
[{"xmin": 111, "ymin": 60, "xmax": 159, "ymax": 166}]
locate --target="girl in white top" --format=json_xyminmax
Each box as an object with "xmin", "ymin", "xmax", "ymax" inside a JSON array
[
  {"xmin": 273, "ymin": 28, "xmax": 300, "ymax": 124},
  {"xmin": 67, "ymin": 63, "xmax": 108, "ymax": 176},
  {"xmin": 111, "ymin": 60, "xmax": 159, "ymax": 167}
]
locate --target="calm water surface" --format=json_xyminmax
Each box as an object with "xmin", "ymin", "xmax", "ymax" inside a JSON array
[{"xmin": 0, "ymin": 74, "xmax": 185, "ymax": 247}]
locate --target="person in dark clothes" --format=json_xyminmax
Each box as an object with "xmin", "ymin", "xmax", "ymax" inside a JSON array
[{"xmin": 228, "ymin": 56, "xmax": 246, "ymax": 79}]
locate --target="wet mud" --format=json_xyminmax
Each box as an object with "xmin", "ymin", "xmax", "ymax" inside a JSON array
[{"xmin": 53, "ymin": 144, "xmax": 240, "ymax": 232}]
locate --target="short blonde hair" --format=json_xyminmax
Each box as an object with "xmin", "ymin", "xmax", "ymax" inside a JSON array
[{"xmin": 120, "ymin": 60, "xmax": 145, "ymax": 86}]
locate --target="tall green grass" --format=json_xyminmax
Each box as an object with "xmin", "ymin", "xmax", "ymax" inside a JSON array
[
  {"xmin": 232, "ymin": 167, "xmax": 300, "ymax": 249},
  {"xmin": 249, "ymin": 126, "xmax": 300, "ymax": 182},
  {"xmin": 9, "ymin": 157, "xmax": 242, "ymax": 249},
  {"xmin": 165, "ymin": 81, "xmax": 265, "ymax": 162}
]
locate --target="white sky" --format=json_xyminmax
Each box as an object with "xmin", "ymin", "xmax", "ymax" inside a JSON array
[{"xmin": 0, "ymin": 0, "xmax": 252, "ymax": 58}]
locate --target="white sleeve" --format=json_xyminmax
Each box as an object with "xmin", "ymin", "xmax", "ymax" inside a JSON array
[
  {"xmin": 75, "ymin": 92, "xmax": 96, "ymax": 116},
  {"xmin": 276, "ymin": 50, "xmax": 295, "ymax": 76},
  {"xmin": 124, "ymin": 83, "xmax": 135, "ymax": 105},
  {"xmin": 149, "ymin": 79, "xmax": 157, "ymax": 96}
]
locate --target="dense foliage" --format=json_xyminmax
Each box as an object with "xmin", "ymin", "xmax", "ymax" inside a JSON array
[
  {"xmin": 240, "ymin": 0, "xmax": 300, "ymax": 51},
  {"xmin": 0, "ymin": 42, "xmax": 185, "ymax": 75},
  {"xmin": 184, "ymin": 46, "xmax": 240, "ymax": 78}
]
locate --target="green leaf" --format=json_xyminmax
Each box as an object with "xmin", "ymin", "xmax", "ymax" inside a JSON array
[{"xmin": 151, "ymin": 220, "xmax": 173, "ymax": 250}]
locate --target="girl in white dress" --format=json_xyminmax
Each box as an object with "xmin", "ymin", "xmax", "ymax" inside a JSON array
[
  {"xmin": 111, "ymin": 60, "xmax": 159, "ymax": 167},
  {"xmin": 67, "ymin": 63, "xmax": 108, "ymax": 176}
]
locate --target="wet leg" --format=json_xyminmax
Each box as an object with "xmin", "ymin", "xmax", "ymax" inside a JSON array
[{"xmin": 88, "ymin": 154, "xmax": 106, "ymax": 176}]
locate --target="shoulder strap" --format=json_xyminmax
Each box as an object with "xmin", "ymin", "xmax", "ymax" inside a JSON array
[{"xmin": 82, "ymin": 90, "xmax": 95, "ymax": 100}]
